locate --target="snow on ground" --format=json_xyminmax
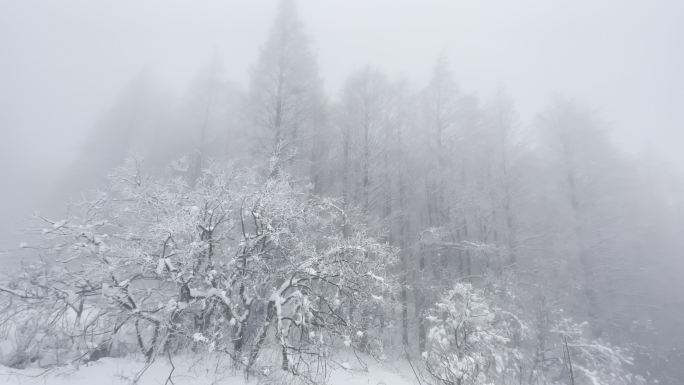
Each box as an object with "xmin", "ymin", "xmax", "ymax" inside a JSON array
[{"xmin": 0, "ymin": 354, "xmax": 418, "ymax": 385}]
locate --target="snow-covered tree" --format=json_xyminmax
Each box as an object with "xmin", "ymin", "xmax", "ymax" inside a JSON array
[{"xmin": 0, "ymin": 159, "xmax": 396, "ymax": 382}]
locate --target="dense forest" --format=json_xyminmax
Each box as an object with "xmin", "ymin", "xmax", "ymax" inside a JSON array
[{"xmin": 1, "ymin": 1, "xmax": 683, "ymax": 384}]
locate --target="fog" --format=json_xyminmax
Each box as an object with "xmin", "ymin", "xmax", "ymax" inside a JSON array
[
  {"xmin": 0, "ymin": 0, "xmax": 683, "ymax": 383},
  {"xmin": 3, "ymin": 1, "xmax": 683, "ymax": 184}
]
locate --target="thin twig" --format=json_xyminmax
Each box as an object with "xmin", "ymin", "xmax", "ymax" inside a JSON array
[{"xmin": 165, "ymin": 350, "xmax": 176, "ymax": 385}]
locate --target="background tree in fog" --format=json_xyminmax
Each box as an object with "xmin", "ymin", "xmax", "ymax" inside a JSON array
[{"xmin": 248, "ymin": 0, "xmax": 325, "ymax": 183}]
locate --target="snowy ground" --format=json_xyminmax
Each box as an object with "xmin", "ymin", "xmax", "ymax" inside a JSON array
[{"xmin": 0, "ymin": 354, "xmax": 418, "ymax": 385}]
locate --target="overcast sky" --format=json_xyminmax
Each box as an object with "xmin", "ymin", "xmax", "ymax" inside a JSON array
[{"xmin": 1, "ymin": 0, "xmax": 683, "ymax": 246}]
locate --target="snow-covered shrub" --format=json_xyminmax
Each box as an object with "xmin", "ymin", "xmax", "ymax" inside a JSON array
[
  {"xmin": 1, "ymin": 317, "xmax": 43, "ymax": 368},
  {"xmin": 0, "ymin": 158, "xmax": 396, "ymax": 381},
  {"xmin": 0, "ymin": 263, "xmax": 103, "ymax": 367},
  {"xmin": 547, "ymin": 318, "xmax": 642, "ymax": 385},
  {"xmin": 523, "ymin": 294, "xmax": 643, "ymax": 385},
  {"xmin": 423, "ymin": 282, "xmax": 519, "ymax": 385}
]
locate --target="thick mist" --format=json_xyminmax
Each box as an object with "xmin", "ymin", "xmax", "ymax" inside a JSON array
[{"xmin": 0, "ymin": 1, "xmax": 683, "ymax": 384}]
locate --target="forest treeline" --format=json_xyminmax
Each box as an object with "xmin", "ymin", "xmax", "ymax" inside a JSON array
[{"xmin": 2, "ymin": 1, "xmax": 683, "ymax": 384}]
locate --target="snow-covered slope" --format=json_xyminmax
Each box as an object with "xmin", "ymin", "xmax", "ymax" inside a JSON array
[{"xmin": 0, "ymin": 355, "xmax": 418, "ymax": 385}]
